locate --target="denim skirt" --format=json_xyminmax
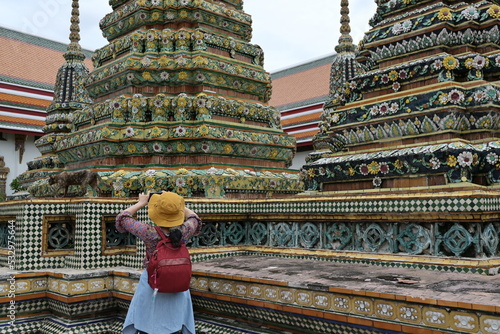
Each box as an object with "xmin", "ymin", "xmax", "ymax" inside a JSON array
[{"xmin": 123, "ymin": 270, "xmax": 195, "ymax": 334}]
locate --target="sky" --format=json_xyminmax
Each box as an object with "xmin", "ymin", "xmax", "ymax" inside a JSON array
[{"xmin": 0, "ymin": 0, "xmax": 378, "ymax": 72}]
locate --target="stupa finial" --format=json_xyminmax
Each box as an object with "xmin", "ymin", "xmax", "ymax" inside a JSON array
[
  {"xmin": 64, "ymin": 0, "xmax": 85, "ymax": 61},
  {"xmin": 335, "ymin": 0, "xmax": 356, "ymax": 54},
  {"xmin": 49, "ymin": 0, "xmax": 92, "ymax": 106}
]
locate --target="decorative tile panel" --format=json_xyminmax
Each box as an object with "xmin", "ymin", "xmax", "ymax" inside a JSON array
[
  {"xmin": 450, "ymin": 311, "xmax": 480, "ymax": 333},
  {"xmin": 101, "ymin": 215, "xmax": 136, "ymax": 255},
  {"xmin": 422, "ymin": 306, "xmax": 449, "ymax": 329},
  {"xmin": 42, "ymin": 215, "xmax": 75, "ymax": 257},
  {"xmin": 398, "ymin": 303, "xmax": 421, "ymax": 324}
]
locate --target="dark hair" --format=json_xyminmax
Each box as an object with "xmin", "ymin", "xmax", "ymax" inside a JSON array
[
  {"xmin": 148, "ymin": 192, "xmax": 162, "ymax": 201},
  {"xmin": 169, "ymin": 228, "xmax": 182, "ymax": 248}
]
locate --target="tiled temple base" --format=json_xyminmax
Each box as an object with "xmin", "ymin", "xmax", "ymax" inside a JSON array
[
  {"xmin": 191, "ymin": 254, "xmax": 500, "ymax": 334},
  {"xmin": 1, "ymin": 253, "xmax": 499, "ymax": 334},
  {"xmin": 0, "ymin": 191, "xmax": 499, "ymax": 332}
]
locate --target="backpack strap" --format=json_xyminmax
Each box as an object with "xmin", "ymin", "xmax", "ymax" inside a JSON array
[
  {"xmin": 153, "ymin": 226, "xmax": 185, "ymax": 251},
  {"xmin": 147, "ymin": 226, "xmax": 172, "ymax": 262},
  {"xmin": 154, "ymin": 226, "xmax": 170, "ymax": 242}
]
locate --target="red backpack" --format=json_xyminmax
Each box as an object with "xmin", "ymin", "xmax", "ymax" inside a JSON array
[{"xmin": 147, "ymin": 226, "xmax": 192, "ymax": 293}]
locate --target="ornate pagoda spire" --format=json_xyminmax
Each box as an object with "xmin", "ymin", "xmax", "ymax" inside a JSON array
[
  {"xmin": 48, "ymin": 0, "xmax": 92, "ymax": 108},
  {"xmin": 26, "ymin": 0, "xmax": 300, "ymax": 199},
  {"xmin": 312, "ymin": 0, "xmax": 364, "ymax": 153},
  {"xmin": 327, "ymin": 0, "xmax": 362, "ymax": 103},
  {"xmin": 19, "ymin": 0, "xmax": 93, "ymax": 192}
]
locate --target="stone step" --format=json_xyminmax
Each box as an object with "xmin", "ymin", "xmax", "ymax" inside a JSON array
[{"xmin": 191, "ymin": 254, "xmax": 500, "ymax": 334}]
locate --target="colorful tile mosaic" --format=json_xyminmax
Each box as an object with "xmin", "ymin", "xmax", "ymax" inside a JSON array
[
  {"xmin": 189, "ymin": 254, "xmax": 500, "ymax": 334},
  {"xmin": 0, "ymin": 194, "xmax": 498, "ymax": 332},
  {"xmin": 1, "ymin": 195, "xmax": 499, "ymax": 273},
  {"xmin": 19, "ymin": 0, "xmax": 300, "ymax": 200},
  {"xmin": 307, "ymin": 0, "xmax": 500, "ymax": 193}
]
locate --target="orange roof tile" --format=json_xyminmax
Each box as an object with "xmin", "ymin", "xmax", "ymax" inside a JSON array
[
  {"xmin": 0, "ymin": 92, "xmax": 51, "ymax": 108},
  {"xmin": 270, "ymin": 62, "xmax": 332, "ymax": 108},
  {"xmin": 0, "ymin": 35, "xmax": 93, "ymax": 87},
  {"xmin": 0, "ymin": 115, "xmax": 45, "ymax": 127}
]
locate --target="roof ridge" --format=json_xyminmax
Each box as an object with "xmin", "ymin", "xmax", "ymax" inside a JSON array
[
  {"xmin": 0, "ymin": 25, "xmax": 94, "ymax": 58},
  {"xmin": 271, "ymin": 53, "xmax": 336, "ymax": 79},
  {"xmin": 273, "ymin": 95, "xmax": 328, "ymax": 112}
]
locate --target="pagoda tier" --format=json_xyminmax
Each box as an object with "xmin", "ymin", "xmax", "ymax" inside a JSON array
[
  {"xmin": 304, "ymin": 0, "xmax": 500, "ymax": 192},
  {"xmin": 88, "ymin": 0, "xmax": 265, "ymax": 104}
]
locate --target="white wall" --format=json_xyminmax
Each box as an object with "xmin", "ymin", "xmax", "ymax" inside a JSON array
[
  {"xmin": 289, "ymin": 150, "xmax": 310, "ymax": 171},
  {"xmin": 1, "ymin": 132, "xmax": 41, "ymax": 196}
]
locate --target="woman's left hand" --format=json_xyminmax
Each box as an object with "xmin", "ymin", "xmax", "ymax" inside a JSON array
[{"xmin": 138, "ymin": 191, "xmax": 150, "ymax": 206}]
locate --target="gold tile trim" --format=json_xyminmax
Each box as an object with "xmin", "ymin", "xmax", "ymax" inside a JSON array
[
  {"xmin": 375, "ymin": 300, "xmax": 397, "ymax": 320},
  {"xmin": 422, "ymin": 306, "xmax": 449, "ymax": 329}
]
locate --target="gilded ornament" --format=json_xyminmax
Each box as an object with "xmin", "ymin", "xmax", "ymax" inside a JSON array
[
  {"xmin": 442, "ymin": 56, "xmax": 458, "ymax": 70},
  {"xmin": 446, "ymin": 155, "xmax": 458, "ymax": 167},
  {"xmin": 102, "ymin": 127, "xmax": 111, "ymax": 138},
  {"xmin": 151, "ymin": 12, "xmax": 161, "ymax": 21},
  {"xmin": 127, "ymin": 144, "xmax": 137, "ymax": 153},
  {"xmin": 488, "ymin": 5, "xmax": 500, "ymax": 18},
  {"xmin": 437, "ymin": 8, "xmax": 452, "ymax": 21},
  {"xmin": 176, "ymin": 168, "xmax": 189, "ymax": 175},
  {"xmin": 176, "ymin": 187, "xmax": 188, "ymax": 196},
  {"xmin": 144, "ymin": 176, "xmax": 156, "ymax": 189}
]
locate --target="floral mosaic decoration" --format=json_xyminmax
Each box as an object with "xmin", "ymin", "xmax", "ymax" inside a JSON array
[
  {"xmin": 27, "ymin": 167, "xmax": 303, "ymax": 199},
  {"xmin": 303, "ymin": 142, "xmax": 500, "ymax": 191},
  {"xmin": 100, "ymin": 0, "xmax": 252, "ymax": 42}
]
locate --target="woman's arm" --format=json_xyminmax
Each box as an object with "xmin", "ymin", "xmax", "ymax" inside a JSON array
[
  {"xmin": 115, "ymin": 192, "xmax": 156, "ymax": 238},
  {"xmin": 184, "ymin": 206, "xmax": 196, "ymax": 218}
]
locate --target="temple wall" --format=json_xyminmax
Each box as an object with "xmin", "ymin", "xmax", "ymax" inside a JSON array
[
  {"xmin": 1, "ymin": 193, "xmax": 499, "ymax": 272},
  {"xmin": 0, "ymin": 133, "xmax": 40, "ymax": 198},
  {"xmin": 0, "ymin": 193, "xmax": 499, "ymax": 333}
]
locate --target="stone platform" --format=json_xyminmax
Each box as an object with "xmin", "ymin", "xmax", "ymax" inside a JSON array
[
  {"xmin": 1, "ymin": 192, "xmax": 499, "ymax": 333},
  {"xmin": 1, "ymin": 250, "xmax": 499, "ymax": 333},
  {"xmin": 191, "ymin": 253, "xmax": 500, "ymax": 334}
]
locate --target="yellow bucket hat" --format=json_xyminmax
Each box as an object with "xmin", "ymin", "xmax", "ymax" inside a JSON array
[{"xmin": 148, "ymin": 192, "xmax": 185, "ymax": 227}]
